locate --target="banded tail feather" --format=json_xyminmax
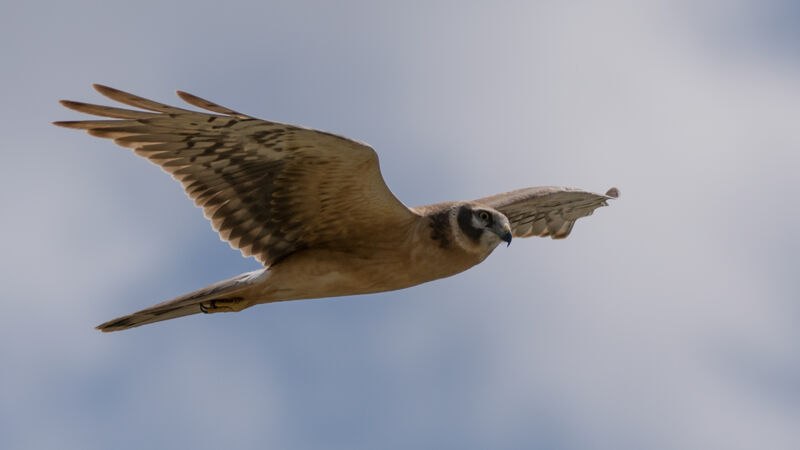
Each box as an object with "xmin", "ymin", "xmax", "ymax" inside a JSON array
[{"xmin": 96, "ymin": 270, "xmax": 268, "ymax": 332}]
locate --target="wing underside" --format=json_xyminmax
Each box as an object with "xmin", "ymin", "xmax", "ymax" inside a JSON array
[
  {"xmin": 55, "ymin": 85, "xmax": 416, "ymax": 266},
  {"xmin": 474, "ymin": 186, "xmax": 618, "ymax": 239}
]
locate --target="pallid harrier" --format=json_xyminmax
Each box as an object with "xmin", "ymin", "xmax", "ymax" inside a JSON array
[{"xmin": 55, "ymin": 85, "xmax": 618, "ymax": 332}]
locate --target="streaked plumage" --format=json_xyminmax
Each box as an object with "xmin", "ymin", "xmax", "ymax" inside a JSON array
[{"xmin": 55, "ymin": 85, "xmax": 618, "ymax": 332}]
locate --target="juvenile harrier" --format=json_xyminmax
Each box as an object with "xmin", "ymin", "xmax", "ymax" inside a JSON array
[{"xmin": 55, "ymin": 85, "xmax": 618, "ymax": 332}]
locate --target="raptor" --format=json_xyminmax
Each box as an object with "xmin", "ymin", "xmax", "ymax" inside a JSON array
[{"xmin": 55, "ymin": 85, "xmax": 618, "ymax": 332}]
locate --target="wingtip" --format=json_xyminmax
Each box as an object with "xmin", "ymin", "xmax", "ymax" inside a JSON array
[
  {"xmin": 92, "ymin": 83, "xmax": 114, "ymax": 94},
  {"xmin": 58, "ymin": 99, "xmax": 88, "ymax": 113},
  {"xmin": 605, "ymin": 187, "xmax": 620, "ymax": 198},
  {"xmin": 175, "ymin": 90, "xmax": 196, "ymax": 103},
  {"xmin": 93, "ymin": 84, "xmax": 133, "ymax": 101}
]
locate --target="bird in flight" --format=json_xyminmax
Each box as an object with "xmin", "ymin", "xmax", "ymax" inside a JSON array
[{"xmin": 55, "ymin": 85, "xmax": 618, "ymax": 332}]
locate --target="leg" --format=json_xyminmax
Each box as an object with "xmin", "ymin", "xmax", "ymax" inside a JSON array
[{"xmin": 199, "ymin": 297, "xmax": 253, "ymax": 314}]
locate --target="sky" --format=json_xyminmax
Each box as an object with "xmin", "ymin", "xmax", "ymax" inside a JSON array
[{"xmin": 1, "ymin": 0, "xmax": 799, "ymax": 449}]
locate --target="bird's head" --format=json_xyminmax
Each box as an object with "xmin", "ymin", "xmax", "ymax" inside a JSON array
[{"xmin": 455, "ymin": 204, "xmax": 512, "ymax": 251}]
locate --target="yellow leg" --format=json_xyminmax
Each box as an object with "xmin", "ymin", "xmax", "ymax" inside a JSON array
[{"xmin": 199, "ymin": 297, "xmax": 252, "ymax": 314}]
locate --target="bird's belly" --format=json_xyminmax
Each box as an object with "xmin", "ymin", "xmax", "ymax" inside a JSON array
[{"xmin": 262, "ymin": 246, "xmax": 480, "ymax": 302}]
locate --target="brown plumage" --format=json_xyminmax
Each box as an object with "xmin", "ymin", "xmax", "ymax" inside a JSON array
[{"xmin": 55, "ymin": 85, "xmax": 618, "ymax": 332}]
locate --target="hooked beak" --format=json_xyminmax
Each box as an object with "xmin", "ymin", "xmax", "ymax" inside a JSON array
[
  {"xmin": 498, "ymin": 224, "xmax": 512, "ymax": 247},
  {"xmin": 501, "ymin": 230, "xmax": 512, "ymax": 247}
]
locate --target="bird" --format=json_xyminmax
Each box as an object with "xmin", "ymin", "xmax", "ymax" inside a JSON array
[{"xmin": 55, "ymin": 85, "xmax": 618, "ymax": 332}]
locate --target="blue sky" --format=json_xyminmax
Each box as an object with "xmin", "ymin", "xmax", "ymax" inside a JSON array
[{"xmin": 1, "ymin": 1, "xmax": 799, "ymax": 449}]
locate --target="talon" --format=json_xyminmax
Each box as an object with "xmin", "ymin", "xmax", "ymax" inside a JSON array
[{"xmin": 198, "ymin": 297, "xmax": 249, "ymax": 314}]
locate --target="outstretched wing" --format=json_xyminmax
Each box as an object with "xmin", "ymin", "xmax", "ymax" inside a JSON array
[
  {"xmin": 474, "ymin": 186, "xmax": 618, "ymax": 239},
  {"xmin": 55, "ymin": 85, "xmax": 416, "ymax": 266}
]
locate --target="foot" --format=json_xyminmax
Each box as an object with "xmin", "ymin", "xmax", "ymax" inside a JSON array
[{"xmin": 199, "ymin": 297, "xmax": 251, "ymax": 314}]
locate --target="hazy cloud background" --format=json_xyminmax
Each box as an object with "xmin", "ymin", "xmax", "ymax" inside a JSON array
[{"xmin": 1, "ymin": 1, "xmax": 798, "ymax": 449}]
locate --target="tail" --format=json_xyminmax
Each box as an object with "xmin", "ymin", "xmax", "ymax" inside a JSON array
[{"xmin": 96, "ymin": 270, "xmax": 268, "ymax": 332}]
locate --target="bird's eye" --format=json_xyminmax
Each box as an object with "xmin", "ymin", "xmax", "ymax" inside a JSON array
[{"xmin": 478, "ymin": 211, "xmax": 490, "ymax": 221}]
